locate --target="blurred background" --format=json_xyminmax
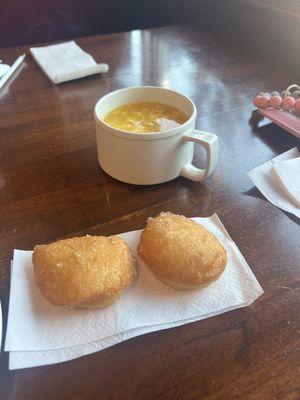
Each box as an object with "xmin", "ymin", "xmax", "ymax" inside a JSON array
[{"xmin": 1, "ymin": 0, "xmax": 299, "ymax": 65}]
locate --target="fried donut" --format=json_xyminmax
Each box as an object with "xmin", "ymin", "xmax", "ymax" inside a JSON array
[
  {"xmin": 33, "ymin": 235, "xmax": 136, "ymax": 308},
  {"xmin": 138, "ymin": 212, "xmax": 227, "ymax": 289}
]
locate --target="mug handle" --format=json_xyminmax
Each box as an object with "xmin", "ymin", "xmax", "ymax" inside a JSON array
[{"xmin": 180, "ymin": 130, "xmax": 219, "ymax": 181}]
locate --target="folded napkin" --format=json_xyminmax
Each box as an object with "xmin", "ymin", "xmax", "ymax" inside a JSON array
[
  {"xmin": 30, "ymin": 41, "xmax": 109, "ymax": 84},
  {"xmin": 272, "ymin": 157, "xmax": 300, "ymax": 208},
  {"xmin": 247, "ymin": 148, "xmax": 300, "ymax": 218},
  {"xmin": 5, "ymin": 215, "xmax": 263, "ymax": 370}
]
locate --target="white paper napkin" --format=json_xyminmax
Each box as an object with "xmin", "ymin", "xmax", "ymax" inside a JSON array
[
  {"xmin": 30, "ymin": 41, "xmax": 109, "ymax": 84},
  {"xmin": 272, "ymin": 157, "xmax": 300, "ymax": 208},
  {"xmin": 247, "ymin": 148, "xmax": 300, "ymax": 218},
  {"xmin": 5, "ymin": 215, "xmax": 263, "ymax": 370}
]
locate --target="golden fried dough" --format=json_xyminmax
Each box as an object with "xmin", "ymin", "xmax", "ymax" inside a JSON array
[
  {"xmin": 33, "ymin": 236, "xmax": 136, "ymax": 308},
  {"xmin": 138, "ymin": 212, "xmax": 227, "ymax": 289}
]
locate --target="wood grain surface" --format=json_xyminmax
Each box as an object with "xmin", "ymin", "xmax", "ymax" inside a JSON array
[{"xmin": 0, "ymin": 26, "xmax": 299, "ymax": 400}]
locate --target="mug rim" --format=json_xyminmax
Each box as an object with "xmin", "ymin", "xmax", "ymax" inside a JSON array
[{"xmin": 94, "ymin": 86, "xmax": 197, "ymax": 140}]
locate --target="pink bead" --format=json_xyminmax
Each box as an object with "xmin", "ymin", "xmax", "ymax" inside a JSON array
[
  {"xmin": 270, "ymin": 95, "xmax": 282, "ymax": 109},
  {"xmin": 295, "ymin": 98, "xmax": 300, "ymax": 113},
  {"xmin": 282, "ymin": 96, "xmax": 295, "ymax": 111},
  {"xmin": 253, "ymin": 95, "xmax": 269, "ymax": 109}
]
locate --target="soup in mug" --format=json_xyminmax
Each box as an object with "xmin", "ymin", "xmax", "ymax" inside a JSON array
[{"xmin": 103, "ymin": 101, "xmax": 189, "ymax": 133}]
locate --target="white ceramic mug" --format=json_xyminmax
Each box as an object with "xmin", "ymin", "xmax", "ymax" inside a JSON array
[{"xmin": 94, "ymin": 86, "xmax": 219, "ymax": 185}]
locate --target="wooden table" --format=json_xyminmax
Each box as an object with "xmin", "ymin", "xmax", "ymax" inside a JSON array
[{"xmin": 0, "ymin": 26, "xmax": 299, "ymax": 400}]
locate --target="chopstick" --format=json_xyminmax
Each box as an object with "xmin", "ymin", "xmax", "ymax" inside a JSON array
[{"xmin": 0, "ymin": 53, "xmax": 25, "ymax": 90}]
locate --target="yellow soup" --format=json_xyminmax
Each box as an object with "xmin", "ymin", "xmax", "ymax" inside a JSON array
[{"xmin": 103, "ymin": 101, "xmax": 189, "ymax": 133}]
